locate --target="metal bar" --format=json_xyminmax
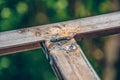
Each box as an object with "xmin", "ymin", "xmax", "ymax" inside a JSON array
[
  {"xmin": 75, "ymin": 25, "xmax": 120, "ymax": 41},
  {"xmin": 40, "ymin": 41, "xmax": 64, "ymax": 80},
  {"xmin": 0, "ymin": 12, "xmax": 120, "ymax": 49},
  {"xmin": 0, "ymin": 12, "xmax": 120, "ymax": 55},
  {"xmin": 43, "ymin": 38, "xmax": 100, "ymax": 80},
  {"xmin": 0, "ymin": 42, "xmax": 41, "ymax": 56}
]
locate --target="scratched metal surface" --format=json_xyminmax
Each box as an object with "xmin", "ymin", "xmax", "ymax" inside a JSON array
[
  {"xmin": 0, "ymin": 12, "xmax": 120, "ymax": 49},
  {"xmin": 44, "ymin": 39, "xmax": 100, "ymax": 80}
]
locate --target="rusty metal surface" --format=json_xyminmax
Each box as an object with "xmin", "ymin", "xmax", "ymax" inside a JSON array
[
  {"xmin": 0, "ymin": 12, "xmax": 119, "ymax": 80},
  {"xmin": 0, "ymin": 12, "xmax": 120, "ymax": 50},
  {"xmin": 44, "ymin": 39, "xmax": 100, "ymax": 80}
]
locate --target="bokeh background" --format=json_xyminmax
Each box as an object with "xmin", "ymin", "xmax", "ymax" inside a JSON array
[{"xmin": 0, "ymin": 0, "xmax": 120, "ymax": 80}]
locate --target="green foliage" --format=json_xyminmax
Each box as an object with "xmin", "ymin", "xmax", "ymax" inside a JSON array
[
  {"xmin": 0, "ymin": 0, "xmax": 29, "ymax": 31},
  {"xmin": 0, "ymin": 49, "xmax": 57, "ymax": 80}
]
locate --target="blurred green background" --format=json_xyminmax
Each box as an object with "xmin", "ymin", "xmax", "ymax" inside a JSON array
[{"xmin": 0, "ymin": 0, "xmax": 120, "ymax": 80}]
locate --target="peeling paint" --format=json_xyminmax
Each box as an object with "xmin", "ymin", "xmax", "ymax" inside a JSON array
[
  {"xmin": 1, "ymin": 12, "xmax": 120, "ymax": 49},
  {"xmin": 44, "ymin": 39, "xmax": 100, "ymax": 80}
]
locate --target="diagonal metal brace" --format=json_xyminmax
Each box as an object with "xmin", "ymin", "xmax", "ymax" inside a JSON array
[
  {"xmin": 40, "ymin": 38, "xmax": 100, "ymax": 80},
  {"xmin": 40, "ymin": 40, "xmax": 65, "ymax": 80}
]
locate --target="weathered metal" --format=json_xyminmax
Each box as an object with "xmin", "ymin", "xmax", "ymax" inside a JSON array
[
  {"xmin": 43, "ymin": 38, "xmax": 100, "ymax": 80},
  {"xmin": 0, "ymin": 42, "xmax": 41, "ymax": 55},
  {"xmin": 0, "ymin": 12, "xmax": 119, "ymax": 80},
  {"xmin": 0, "ymin": 12, "xmax": 120, "ymax": 50}
]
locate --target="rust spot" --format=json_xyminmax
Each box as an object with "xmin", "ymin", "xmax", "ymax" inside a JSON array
[
  {"xmin": 58, "ymin": 26, "xmax": 82, "ymax": 37},
  {"xmin": 60, "ymin": 31, "xmax": 69, "ymax": 37},
  {"xmin": 35, "ymin": 32, "xmax": 41, "ymax": 37},
  {"xmin": 50, "ymin": 27, "xmax": 62, "ymax": 36}
]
